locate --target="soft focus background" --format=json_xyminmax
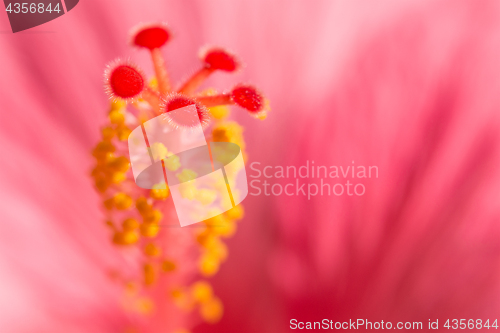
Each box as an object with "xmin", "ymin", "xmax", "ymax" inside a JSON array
[{"xmin": 2, "ymin": 0, "xmax": 500, "ymax": 332}]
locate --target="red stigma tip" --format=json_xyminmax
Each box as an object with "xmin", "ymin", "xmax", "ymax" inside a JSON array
[
  {"xmin": 202, "ymin": 48, "xmax": 240, "ymax": 72},
  {"xmin": 231, "ymin": 85, "xmax": 264, "ymax": 113},
  {"xmin": 161, "ymin": 94, "xmax": 210, "ymax": 128},
  {"xmin": 105, "ymin": 60, "xmax": 145, "ymax": 100},
  {"xmin": 131, "ymin": 23, "xmax": 171, "ymax": 50}
]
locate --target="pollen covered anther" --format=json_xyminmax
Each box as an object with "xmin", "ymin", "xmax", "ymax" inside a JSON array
[
  {"xmin": 161, "ymin": 93, "xmax": 210, "ymax": 128},
  {"xmin": 178, "ymin": 47, "xmax": 241, "ymax": 95},
  {"xmin": 105, "ymin": 60, "xmax": 145, "ymax": 100},
  {"xmin": 130, "ymin": 22, "xmax": 172, "ymax": 94}
]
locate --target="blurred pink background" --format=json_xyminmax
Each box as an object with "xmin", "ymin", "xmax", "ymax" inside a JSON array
[{"xmin": 2, "ymin": 0, "xmax": 500, "ymax": 332}]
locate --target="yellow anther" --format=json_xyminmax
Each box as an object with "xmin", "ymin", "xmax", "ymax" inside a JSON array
[
  {"xmin": 144, "ymin": 263, "xmax": 156, "ymax": 286},
  {"xmin": 136, "ymin": 197, "xmax": 152, "ymax": 215},
  {"xmin": 203, "ymin": 237, "xmax": 228, "ymax": 261},
  {"xmin": 111, "ymin": 99, "xmax": 127, "ymax": 110},
  {"xmin": 191, "ymin": 281, "xmax": 213, "ymax": 303},
  {"xmin": 199, "ymin": 296, "xmax": 223, "ymax": 323},
  {"xmin": 94, "ymin": 175, "xmax": 110, "ymax": 193},
  {"xmin": 225, "ymin": 204, "xmax": 244, "ymax": 220},
  {"xmin": 122, "ymin": 218, "xmax": 139, "ymax": 231},
  {"xmin": 150, "ymin": 184, "xmax": 169, "ymax": 200},
  {"xmin": 212, "ymin": 122, "xmax": 245, "ymax": 150},
  {"xmin": 215, "ymin": 219, "xmax": 236, "ymax": 238},
  {"xmin": 151, "ymin": 142, "xmax": 170, "ymax": 161},
  {"xmin": 171, "ymin": 288, "xmax": 194, "ymax": 311},
  {"xmin": 140, "ymin": 223, "xmax": 160, "ymax": 238},
  {"xmin": 101, "ymin": 126, "xmax": 115, "ymax": 140},
  {"xmin": 178, "ymin": 182, "xmax": 197, "ymax": 200},
  {"xmin": 108, "ymin": 156, "xmax": 130, "ymax": 173},
  {"xmin": 163, "ymin": 154, "xmax": 181, "ymax": 171},
  {"xmin": 111, "ymin": 172, "xmax": 126, "ymax": 184},
  {"xmin": 144, "ymin": 243, "xmax": 161, "ymax": 257},
  {"xmin": 176, "ymin": 169, "xmax": 197, "ymax": 182},
  {"xmin": 195, "ymin": 189, "xmax": 217, "ymax": 206},
  {"xmin": 199, "ymin": 252, "xmax": 220, "ymax": 276},
  {"xmin": 209, "ymin": 105, "xmax": 230, "ymax": 120},
  {"xmin": 92, "ymin": 141, "xmax": 116, "ymax": 159},
  {"xmin": 113, "ymin": 193, "xmax": 133, "ymax": 210},
  {"xmin": 143, "ymin": 210, "xmax": 163, "ymax": 224},
  {"xmin": 113, "ymin": 231, "xmax": 139, "ymax": 245},
  {"xmin": 109, "ymin": 109, "xmax": 125, "ymax": 124},
  {"xmin": 116, "ymin": 125, "xmax": 131, "ymax": 141},
  {"xmin": 161, "ymin": 260, "xmax": 176, "ymax": 272}
]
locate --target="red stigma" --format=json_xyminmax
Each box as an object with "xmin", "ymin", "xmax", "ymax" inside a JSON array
[
  {"xmin": 132, "ymin": 23, "xmax": 171, "ymax": 50},
  {"xmin": 231, "ymin": 85, "xmax": 264, "ymax": 113},
  {"xmin": 105, "ymin": 61, "xmax": 145, "ymax": 99},
  {"xmin": 162, "ymin": 94, "xmax": 210, "ymax": 128},
  {"xmin": 202, "ymin": 48, "xmax": 240, "ymax": 72}
]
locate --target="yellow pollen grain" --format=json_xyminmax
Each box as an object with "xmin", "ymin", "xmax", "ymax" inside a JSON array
[
  {"xmin": 111, "ymin": 99, "xmax": 127, "ymax": 110},
  {"xmin": 117, "ymin": 125, "xmax": 131, "ymax": 141},
  {"xmin": 144, "ymin": 243, "xmax": 161, "ymax": 257},
  {"xmin": 102, "ymin": 126, "xmax": 115, "ymax": 140},
  {"xmin": 176, "ymin": 169, "xmax": 197, "ymax": 182},
  {"xmin": 209, "ymin": 105, "xmax": 230, "ymax": 120},
  {"xmin": 151, "ymin": 142, "xmax": 170, "ymax": 161},
  {"xmin": 199, "ymin": 252, "xmax": 220, "ymax": 277},
  {"xmin": 108, "ymin": 156, "xmax": 130, "ymax": 173},
  {"xmin": 93, "ymin": 141, "xmax": 116, "ymax": 159},
  {"xmin": 103, "ymin": 198, "xmax": 114, "ymax": 210},
  {"xmin": 195, "ymin": 189, "xmax": 217, "ymax": 206},
  {"xmin": 140, "ymin": 223, "xmax": 160, "ymax": 238},
  {"xmin": 225, "ymin": 204, "xmax": 244, "ymax": 220},
  {"xmin": 144, "ymin": 263, "xmax": 156, "ymax": 286},
  {"xmin": 109, "ymin": 109, "xmax": 125, "ymax": 124},
  {"xmin": 178, "ymin": 182, "xmax": 197, "ymax": 200},
  {"xmin": 191, "ymin": 281, "xmax": 213, "ymax": 303},
  {"xmin": 122, "ymin": 218, "xmax": 139, "ymax": 231},
  {"xmin": 136, "ymin": 197, "xmax": 152, "ymax": 214},
  {"xmin": 162, "ymin": 260, "xmax": 176, "ymax": 272},
  {"xmin": 163, "ymin": 154, "xmax": 181, "ymax": 171},
  {"xmin": 199, "ymin": 296, "xmax": 223, "ymax": 323},
  {"xmin": 150, "ymin": 184, "xmax": 169, "ymax": 200},
  {"xmin": 170, "ymin": 288, "xmax": 195, "ymax": 311},
  {"xmin": 94, "ymin": 175, "xmax": 110, "ymax": 193},
  {"xmin": 111, "ymin": 172, "xmax": 127, "ymax": 184},
  {"xmin": 113, "ymin": 231, "xmax": 139, "ymax": 245},
  {"xmin": 143, "ymin": 210, "xmax": 163, "ymax": 224},
  {"xmin": 113, "ymin": 193, "xmax": 133, "ymax": 210}
]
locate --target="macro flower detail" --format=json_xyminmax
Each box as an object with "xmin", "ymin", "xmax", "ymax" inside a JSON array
[{"xmin": 91, "ymin": 22, "xmax": 267, "ymax": 333}]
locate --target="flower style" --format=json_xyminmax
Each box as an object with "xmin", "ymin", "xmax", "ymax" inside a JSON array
[{"xmin": 91, "ymin": 22, "xmax": 268, "ymax": 333}]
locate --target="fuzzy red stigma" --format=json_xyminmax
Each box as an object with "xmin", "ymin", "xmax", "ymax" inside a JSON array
[
  {"xmin": 105, "ymin": 62, "xmax": 145, "ymax": 99},
  {"xmin": 231, "ymin": 85, "xmax": 264, "ymax": 113},
  {"xmin": 162, "ymin": 94, "xmax": 210, "ymax": 128},
  {"xmin": 202, "ymin": 48, "xmax": 240, "ymax": 72},
  {"xmin": 132, "ymin": 24, "xmax": 171, "ymax": 50}
]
